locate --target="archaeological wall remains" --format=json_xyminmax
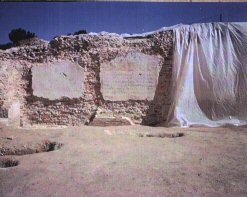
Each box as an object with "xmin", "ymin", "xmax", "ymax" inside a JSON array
[{"xmin": 0, "ymin": 30, "xmax": 173, "ymax": 127}]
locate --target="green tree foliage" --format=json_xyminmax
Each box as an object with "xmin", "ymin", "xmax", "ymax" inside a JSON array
[
  {"xmin": 8, "ymin": 28, "xmax": 36, "ymax": 44},
  {"xmin": 73, "ymin": 29, "xmax": 87, "ymax": 35}
]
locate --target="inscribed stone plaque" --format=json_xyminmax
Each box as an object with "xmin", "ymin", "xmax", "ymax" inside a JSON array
[
  {"xmin": 8, "ymin": 101, "xmax": 20, "ymax": 127},
  {"xmin": 100, "ymin": 52, "xmax": 162, "ymax": 101},
  {"xmin": 32, "ymin": 61, "xmax": 84, "ymax": 100}
]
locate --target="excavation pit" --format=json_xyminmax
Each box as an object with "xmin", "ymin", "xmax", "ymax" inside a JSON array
[
  {"xmin": 45, "ymin": 141, "xmax": 63, "ymax": 152},
  {"xmin": 0, "ymin": 158, "xmax": 19, "ymax": 168},
  {"xmin": 138, "ymin": 132, "xmax": 185, "ymax": 138},
  {"xmin": 0, "ymin": 141, "xmax": 63, "ymax": 156}
]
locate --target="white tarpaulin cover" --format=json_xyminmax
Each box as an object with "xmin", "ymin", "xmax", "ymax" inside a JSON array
[{"xmin": 167, "ymin": 22, "xmax": 247, "ymax": 127}]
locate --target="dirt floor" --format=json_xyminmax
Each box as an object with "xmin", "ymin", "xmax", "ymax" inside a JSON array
[{"xmin": 0, "ymin": 119, "xmax": 247, "ymax": 197}]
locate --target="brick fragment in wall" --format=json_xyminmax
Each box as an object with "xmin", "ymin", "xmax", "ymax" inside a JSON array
[{"xmin": 0, "ymin": 30, "xmax": 174, "ymax": 127}]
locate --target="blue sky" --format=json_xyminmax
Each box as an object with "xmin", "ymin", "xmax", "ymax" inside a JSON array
[{"xmin": 0, "ymin": 2, "xmax": 247, "ymax": 43}]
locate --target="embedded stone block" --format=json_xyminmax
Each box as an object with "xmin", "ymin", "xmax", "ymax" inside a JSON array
[
  {"xmin": 100, "ymin": 52, "xmax": 162, "ymax": 101},
  {"xmin": 32, "ymin": 61, "xmax": 84, "ymax": 100}
]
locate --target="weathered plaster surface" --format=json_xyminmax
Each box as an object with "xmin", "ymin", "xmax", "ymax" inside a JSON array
[
  {"xmin": 100, "ymin": 52, "xmax": 162, "ymax": 101},
  {"xmin": 32, "ymin": 61, "xmax": 84, "ymax": 100}
]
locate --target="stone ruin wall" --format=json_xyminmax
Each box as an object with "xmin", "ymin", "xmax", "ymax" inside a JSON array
[{"xmin": 0, "ymin": 30, "xmax": 173, "ymax": 127}]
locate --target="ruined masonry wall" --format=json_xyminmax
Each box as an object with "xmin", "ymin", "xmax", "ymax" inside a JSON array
[{"xmin": 0, "ymin": 31, "xmax": 173, "ymax": 127}]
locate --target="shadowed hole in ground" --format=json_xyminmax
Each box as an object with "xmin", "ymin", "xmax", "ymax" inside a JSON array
[
  {"xmin": 0, "ymin": 158, "xmax": 19, "ymax": 168},
  {"xmin": 138, "ymin": 132, "xmax": 184, "ymax": 138},
  {"xmin": 0, "ymin": 141, "xmax": 63, "ymax": 156}
]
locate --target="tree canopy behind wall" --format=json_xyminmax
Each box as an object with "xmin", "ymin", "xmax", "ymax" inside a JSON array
[
  {"xmin": 73, "ymin": 29, "xmax": 87, "ymax": 35},
  {"xmin": 8, "ymin": 28, "xmax": 37, "ymax": 44}
]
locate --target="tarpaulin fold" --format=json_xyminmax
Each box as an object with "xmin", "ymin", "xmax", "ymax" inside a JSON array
[{"xmin": 167, "ymin": 23, "xmax": 247, "ymax": 127}]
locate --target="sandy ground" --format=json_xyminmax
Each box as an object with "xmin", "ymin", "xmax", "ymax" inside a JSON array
[{"xmin": 0, "ymin": 120, "xmax": 247, "ymax": 197}]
